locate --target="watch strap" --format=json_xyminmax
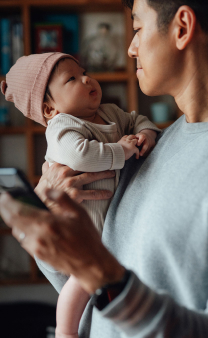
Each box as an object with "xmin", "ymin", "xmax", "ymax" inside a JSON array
[{"xmin": 93, "ymin": 269, "xmax": 131, "ymax": 311}]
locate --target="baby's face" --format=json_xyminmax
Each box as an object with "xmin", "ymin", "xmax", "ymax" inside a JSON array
[{"xmin": 48, "ymin": 58, "xmax": 102, "ymax": 119}]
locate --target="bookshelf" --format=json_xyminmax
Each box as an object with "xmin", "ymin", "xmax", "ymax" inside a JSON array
[
  {"xmin": 0, "ymin": 0, "xmax": 176, "ymax": 285},
  {"xmin": 0, "ymin": 0, "xmax": 140, "ymax": 286}
]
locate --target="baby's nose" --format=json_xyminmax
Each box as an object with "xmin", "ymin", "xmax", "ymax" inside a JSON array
[{"xmin": 82, "ymin": 75, "xmax": 90, "ymax": 84}]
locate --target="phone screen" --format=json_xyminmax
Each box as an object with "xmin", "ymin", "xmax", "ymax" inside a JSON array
[{"xmin": 0, "ymin": 168, "xmax": 48, "ymax": 210}]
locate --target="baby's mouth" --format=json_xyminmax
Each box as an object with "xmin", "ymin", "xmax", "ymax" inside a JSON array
[{"xmin": 90, "ymin": 89, "xmax": 97, "ymax": 95}]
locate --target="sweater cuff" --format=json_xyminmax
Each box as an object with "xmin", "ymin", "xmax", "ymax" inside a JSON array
[
  {"xmin": 99, "ymin": 271, "xmax": 167, "ymax": 336},
  {"xmin": 107, "ymin": 143, "xmax": 125, "ymax": 170}
]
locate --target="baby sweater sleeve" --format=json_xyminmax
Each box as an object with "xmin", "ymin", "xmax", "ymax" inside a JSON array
[
  {"xmin": 100, "ymin": 271, "xmax": 208, "ymax": 337},
  {"xmin": 132, "ymin": 112, "xmax": 161, "ymax": 135},
  {"xmin": 105, "ymin": 104, "xmax": 161, "ymax": 135},
  {"xmin": 45, "ymin": 121, "xmax": 125, "ymax": 171}
]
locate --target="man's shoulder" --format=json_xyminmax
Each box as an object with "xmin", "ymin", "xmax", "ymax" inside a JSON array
[{"xmin": 158, "ymin": 115, "xmax": 184, "ymax": 137}]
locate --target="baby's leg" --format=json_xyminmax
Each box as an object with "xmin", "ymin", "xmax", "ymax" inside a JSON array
[
  {"xmin": 56, "ymin": 275, "xmax": 90, "ymax": 338},
  {"xmin": 82, "ymin": 174, "xmax": 118, "ymax": 234}
]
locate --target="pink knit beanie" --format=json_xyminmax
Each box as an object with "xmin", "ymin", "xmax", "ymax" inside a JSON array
[{"xmin": 0, "ymin": 53, "xmax": 77, "ymax": 126}]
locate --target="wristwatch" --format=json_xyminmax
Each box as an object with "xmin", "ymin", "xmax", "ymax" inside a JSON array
[{"xmin": 93, "ymin": 269, "xmax": 131, "ymax": 311}]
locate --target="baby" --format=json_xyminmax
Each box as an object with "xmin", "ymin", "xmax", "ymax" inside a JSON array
[{"xmin": 1, "ymin": 52, "xmax": 160, "ymax": 338}]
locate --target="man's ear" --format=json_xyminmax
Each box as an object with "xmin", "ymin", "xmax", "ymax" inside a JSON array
[
  {"xmin": 43, "ymin": 102, "xmax": 59, "ymax": 120},
  {"xmin": 174, "ymin": 6, "xmax": 196, "ymax": 50}
]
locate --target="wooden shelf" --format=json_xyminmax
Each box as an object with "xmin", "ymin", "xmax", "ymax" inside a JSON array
[
  {"xmin": 24, "ymin": 0, "xmax": 122, "ymax": 8},
  {"xmin": 0, "ymin": 1, "xmax": 21, "ymax": 8},
  {"xmin": 31, "ymin": 125, "xmax": 46, "ymax": 133},
  {"xmin": 0, "ymin": 275, "xmax": 48, "ymax": 286},
  {"xmin": 26, "ymin": 0, "xmax": 121, "ymax": 4},
  {"xmin": 0, "ymin": 0, "xmax": 122, "ymax": 12},
  {"xmin": 0, "ymin": 126, "xmax": 26, "ymax": 134},
  {"xmin": 0, "ymin": 228, "xmax": 12, "ymax": 236},
  {"xmin": 1, "ymin": 72, "xmax": 129, "ymax": 84},
  {"xmin": 89, "ymin": 71, "xmax": 129, "ymax": 82}
]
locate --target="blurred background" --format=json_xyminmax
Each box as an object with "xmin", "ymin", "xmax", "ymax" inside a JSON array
[{"xmin": 0, "ymin": 0, "xmax": 180, "ymax": 337}]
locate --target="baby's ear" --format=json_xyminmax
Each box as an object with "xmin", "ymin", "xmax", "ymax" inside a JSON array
[{"xmin": 43, "ymin": 102, "xmax": 58, "ymax": 120}]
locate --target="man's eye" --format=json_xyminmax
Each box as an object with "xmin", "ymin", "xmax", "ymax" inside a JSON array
[{"xmin": 68, "ymin": 76, "xmax": 75, "ymax": 82}]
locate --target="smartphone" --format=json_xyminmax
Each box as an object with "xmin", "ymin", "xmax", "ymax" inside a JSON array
[{"xmin": 0, "ymin": 168, "xmax": 48, "ymax": 210}]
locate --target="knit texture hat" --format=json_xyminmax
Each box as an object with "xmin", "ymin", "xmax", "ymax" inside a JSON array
[{"xmin": 0, "ymin": 53, "xmax": 77, "ymax": 126}]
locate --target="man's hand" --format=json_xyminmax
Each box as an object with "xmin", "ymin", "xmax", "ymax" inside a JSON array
[
  {"xmin": 117, "ymin": 135, "xmax": 140, "ymax": 160},
  {"xmin": 35, "ymin": 162, "xmax": 115, "ymax": 213},
  {"xmin": 135, "ymin": 129, "xmax": 157, "ymax": 156},
  {"xmin": 0, "ymin": 190, "xmax": 125, "ymax": 294}
]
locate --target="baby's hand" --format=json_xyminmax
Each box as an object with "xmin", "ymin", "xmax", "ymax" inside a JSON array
[
  {"xmin": 118, "ymin": 135, "xmax": 140, "ymax": 160},
  {"xmin": 135, "ymin": 129, "xmax": 157, "ymax": 156}
]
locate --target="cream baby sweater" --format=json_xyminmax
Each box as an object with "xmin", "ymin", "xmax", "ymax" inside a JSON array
[{"xmin": 45, "ymin": 103, "xmax": 160, "ymax": 232}]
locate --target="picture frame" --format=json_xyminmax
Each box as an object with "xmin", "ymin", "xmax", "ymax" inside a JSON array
[{"xmin": 35, "ymin": 24, "xmax": 63, "ymax": 53}]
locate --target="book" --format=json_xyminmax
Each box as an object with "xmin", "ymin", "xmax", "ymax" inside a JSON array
[
  {"xmin": 0, "ymin": 17, "xmax": 23, "ymax": 75},
  {"xmin": 11, "ymin": 21, "xmax": 24, "ymax": 64},
  {"xmin": 0, "ymin": 18, "xmax": 11, "ymax": 75}
]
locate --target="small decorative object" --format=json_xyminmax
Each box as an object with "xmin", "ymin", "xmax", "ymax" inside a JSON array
[
  {"xmin": 150, "ymin": 102, "xmax": 171, "ymax": 123},
  {"xmin": 81, "ymin": 23, "xmax": 118, "ymax": 72},
  {"xmin": 41, "ymin": 14, "xmax": 79, "ymax": 59},
  {"xmin": 35, "ymin": 24, "xmax": 63, "ymax": 53}
]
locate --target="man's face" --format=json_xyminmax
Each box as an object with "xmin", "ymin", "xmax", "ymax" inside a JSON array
[
  {"xmin": 48, "ymin": 58, "xmax": 102, "ymax": 119},
  {"xmin": 128, "ymin": 0, "xmax": 179, "ymax": 96}
]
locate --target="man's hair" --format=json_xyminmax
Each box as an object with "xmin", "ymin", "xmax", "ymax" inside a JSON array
[{"xmin": 122, "ymin": 0, "xmax": 208, "ymax": 33}]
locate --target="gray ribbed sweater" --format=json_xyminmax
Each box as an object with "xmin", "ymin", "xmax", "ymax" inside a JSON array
[{"xmin": 37, "ymin": 115, "xmax": 208, "ymax": 337}]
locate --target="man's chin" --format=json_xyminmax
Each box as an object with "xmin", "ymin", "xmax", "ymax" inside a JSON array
[
  {"xmin": 139, "ymin": 85, "xmax": 155, "ymax": 97},
  {"xmin": 139, "ymin": 81, "xmax": 164, "ymax": 97}
]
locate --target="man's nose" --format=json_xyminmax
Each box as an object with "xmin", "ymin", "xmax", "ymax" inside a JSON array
[
  {"xmin": 82, "ymin": 75, "xmax": 90, "ymax": 84},
  {"xmin": 128, "ymin": 35, "xmax": 138, "ymax": 58}
]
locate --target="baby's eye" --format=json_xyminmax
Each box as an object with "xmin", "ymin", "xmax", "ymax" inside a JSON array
[
  {"xmin": 68, "ymin": 76, "xmax": 75, "ymax": 82},
  {"xmin": 134, "ymin": 28, "xmax": 141, "ymax": 34},
  {"xmin": 83, "ymin": 71, "xmax": 87, "ymax": 76}
]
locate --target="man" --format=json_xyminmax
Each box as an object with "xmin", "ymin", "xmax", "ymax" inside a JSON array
[{"xmin": 1, "ymin": 0, "xmax": 208, "ymax": 336}]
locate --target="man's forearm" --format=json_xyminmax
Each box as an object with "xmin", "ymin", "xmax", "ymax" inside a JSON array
[
  {"xmin": 72, "ymin": 243, "xmax": 126, "ymax": 295},
  {"xmin": 101, "ymin": 271, "xmax": 208, "ymax": 337}
]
